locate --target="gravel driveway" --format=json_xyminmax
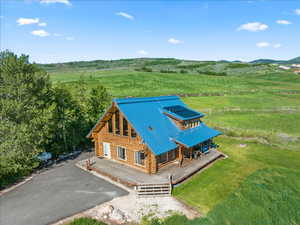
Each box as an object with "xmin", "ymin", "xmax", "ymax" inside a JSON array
[{"xmin": 0, "ymin": 153, "xmax": 128, "ymax": 225}]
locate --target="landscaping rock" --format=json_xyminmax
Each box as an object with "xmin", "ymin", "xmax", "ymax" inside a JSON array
[{"xmin": 110, "ymin": 208, "xmax": 127, "ymax": 223}]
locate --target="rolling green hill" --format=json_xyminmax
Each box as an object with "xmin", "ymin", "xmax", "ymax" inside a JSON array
[
  {"xmin": 40, "ymin": 57, "xmax": 286, "ymax": 77},
  {"xmin": 250, "ymin": 56, "xmax": 300, "ymax": 64},
  {"xmin": 39, "ymin": 56, "xmax": 300, "ymax": 74}
]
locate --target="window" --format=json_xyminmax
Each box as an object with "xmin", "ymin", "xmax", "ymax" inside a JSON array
[
  {"xmin": 158, "ymin": 153, "xmax": 167, "ymax": 164},
  {"xmin": 117, "ymin": 146, "xmax": 126, "ymax": 160},
  {"xmin": 123, "ymin": 118, "xmax": 128, "ymax": 136},
  {"xmin": 135, "ymin": 151, "xmax": 145, "ymax": 166},
  {"xmin": 108, "ymin": 118, "xmax": 113, "ymax": 133},
  {"xmin": 184, "ymin": 120, "xmax": 201, "ymax": 128},
  {"xmin": 115, "ymin": 111, "xmax": 120, "ymax": 135},
  {"xmin": 131, "ymin": 128, "xmax": 137, "ymax": 138},
  {"xmin": 168, "ymin": 150, "xmax": 176, "ymax": 161}
]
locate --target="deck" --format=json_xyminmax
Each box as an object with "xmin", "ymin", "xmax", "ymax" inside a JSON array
[{"xmin": 79, "ymin": 149, "xmax": 224, "ymax": 187}]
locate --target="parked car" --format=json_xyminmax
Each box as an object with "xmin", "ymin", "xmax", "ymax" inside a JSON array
[
  {"xmin": 37, "ymin": 152, "xmax": 53, "ymax": 168},
  {"xmin": 56, "ymin": 153, "xmax": 70, "ymax": 162},
  {"xmin": 56, "ymin": 150, "xmax": 82, "ymax": 162},
  {"xmin": 37, "ymin": 152, "xmax": 52, "ymax": 162},
  {"xmin": 69, "ymin": 150, "xmax": 82, "ymax": 159}
]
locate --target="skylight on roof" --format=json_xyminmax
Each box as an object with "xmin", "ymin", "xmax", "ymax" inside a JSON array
[{"xmin": 163, "ymin": 105, "xmax": 203, "ymax": 120}]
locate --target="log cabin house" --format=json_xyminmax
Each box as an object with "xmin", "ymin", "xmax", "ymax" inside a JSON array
[{"xmin": 87, "ymin": 96, "xmax": 221, "ymax": 174}]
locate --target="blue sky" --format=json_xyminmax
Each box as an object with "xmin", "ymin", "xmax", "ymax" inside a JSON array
[{"xmin": 1, "ymin": 0, "xmax": 299, "ymax": 63}]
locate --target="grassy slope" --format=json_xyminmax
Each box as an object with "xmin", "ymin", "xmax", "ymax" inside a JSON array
[
  {"xmin": 50, "ymin": 70, "xmax": 299, "ymax": 97},
  {"xmin": 48, "ymin": 61, "xmax": 300, "ymax": 225},
  {"xmin": 173, "ymin": 137, "xmax": 300, "ymax": 213},
  {"xmin": 151, "ymin": 167, "xmax": 300, "ymax": 225}
]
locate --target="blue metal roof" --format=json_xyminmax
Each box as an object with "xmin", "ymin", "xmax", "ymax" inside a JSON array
[
  {"xmin": 173, "ymin": 123, "xmax": 222, "ymax": 148},
  {"xmin": 114, "ymin": 95, "xmax": 221, "ymax": 155}
]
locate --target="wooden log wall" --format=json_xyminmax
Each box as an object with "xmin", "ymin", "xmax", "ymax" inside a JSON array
[{"xmin": 94, "ymin": 107, "xmax": 158, "ymax": 174}]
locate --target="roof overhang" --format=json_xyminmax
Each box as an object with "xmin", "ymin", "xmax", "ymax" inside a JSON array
[
  {"xmin": 86, "ymin": 103, "xmax": 116, "ymax": 139},
  {"xmin": 173, "ymin": 123, "xmax": 222, "ymax": 148}
]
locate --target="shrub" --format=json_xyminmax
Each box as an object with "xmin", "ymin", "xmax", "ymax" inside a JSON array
[
  {"xmin": 197, "ymin": 70, "xmax": 227, "ymax": 76},
  {"xmin": 135, "ymin": 67, "xmax": 153, "ymax": 72},
  {"xmin": 177, "ymin": 61, "xmax": 217, "ymax": 69},
  {"xmin": 180, "ymin": 69, "xmax": 188, "ymax": 74},
  {"xmin": 226, "ymin": 63, "xmax": 251, "ymax": 69},
  {"xmin": 159, "ymin": 69, "xmax": 177, "ymax": 73},
  {"xmin": 144, "ymin": 58, "xmax": 181, "ymax": 66}
]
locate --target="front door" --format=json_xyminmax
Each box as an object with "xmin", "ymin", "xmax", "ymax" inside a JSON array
[{"xmin": 103, "ymin": 142, "xmax": 111, "ymax": 159}]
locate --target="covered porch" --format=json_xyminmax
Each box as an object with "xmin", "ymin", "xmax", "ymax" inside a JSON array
[
  {"xmin": 179, "ymin": 139, "xmax": 217, "ymax": 166},
  {"xmin": 171, "ymin": 123, "xmax": 222, "ymax": 168},
  {"xmin": 156, "ymin": 139, "xmax": 218, "ymax": 170},
  {"xmin": 157, "ymin": 148, "xmax": 223, "ymax": 184}
]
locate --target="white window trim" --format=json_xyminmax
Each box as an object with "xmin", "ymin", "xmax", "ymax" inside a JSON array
[
  {"xmin": 134, "ymin": 151, "xmax": 146, "ymax": 167},
  {"xmin": 117, "ymin": 146, "xmax": 127, "ymax": 161}
]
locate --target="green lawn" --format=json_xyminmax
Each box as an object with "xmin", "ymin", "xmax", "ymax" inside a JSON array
[
  {"xmin": 152, "ymin": 166, "xmax": 300, "ymax": 225},
  {"xmin": 173, "ymin": 137, "xmax": 300, "ymax": 214}
]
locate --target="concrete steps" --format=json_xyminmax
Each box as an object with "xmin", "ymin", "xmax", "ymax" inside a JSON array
[{"xmin": 136, "ymin": 183, "xmax": 172, "ymax": 197}]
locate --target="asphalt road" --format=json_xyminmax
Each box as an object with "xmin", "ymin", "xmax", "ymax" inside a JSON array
[{"xmin": 0, "ymin": 153, "xmax": 128, "ymax": 225}]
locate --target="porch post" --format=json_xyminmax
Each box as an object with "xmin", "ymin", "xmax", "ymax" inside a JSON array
[
  {"xmin": 189, "ymin": 148, "xmax": 192, "ymax": 160},
  {"xmin": 112, "ymin": 112, "xmax": 115, "ymax": 134},
  {"xmin": 178, "ymin": 146, "xmax": 183, "ymax": 167},
  {"xmin": 151, "ymin": 154, "xmax": 157, "ymax": 173},
  {"xmin": 120, "ymin": 113, "xmax": 123, "ymax": 136}
]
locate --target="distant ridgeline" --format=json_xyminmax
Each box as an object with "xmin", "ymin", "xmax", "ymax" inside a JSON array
[
  {"xmin": 250, "ymin": 56, "xmax": 300, "ymax": 64},
  {"xmin": 38, "ymin": 56, "xmax": 300, "ymax": 74}
]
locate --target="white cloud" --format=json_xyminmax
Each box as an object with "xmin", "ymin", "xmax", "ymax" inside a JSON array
[
  {"xmin": 238, "ymin": 22, "xmax": 268, "ymax": 32},
  {"xmin": 66, "ymin": 36, "xmax": 74, "ymax": 41},
  {"xmin": 40, "ymin": 0, "xmax": 71, "ymax": 5},
  {"xmin": 168, "ymin": 38, "xmax": 183, "ymax": 44},
  {"xmin": 115, "ymin": 12, "xmax": 134, "ymax": 20},
  {"xmin": 137, "ymin": 50, "xmax": 148, "ymax": 55},
  {"xmin": 273, "ymin": 43, "xmax": 282, "ymax": 48},
  {"xmin": 295, "ymin": 9, "xmax": 300, "ymax": 15},
  {"xmin": 53, "ymin": 33, "xmax": 62, "ymax": 37},
  {"xmin": 276, "ymin": 20, "xmax": 291, "ymax": 25},
  {"xmin": 17, "ymin": 17, "xmax": 39, "ymax": 25},
  {"xmin": 256, "ymin": 42, "xmax": 270, "ymax": 48},
  {"xmin": 38, "ymin": 22, "xmax": 47, "ymax": 27},
  {"xmin": 31, "ymin": 29, "xmax": 50, "ymax": 37}
]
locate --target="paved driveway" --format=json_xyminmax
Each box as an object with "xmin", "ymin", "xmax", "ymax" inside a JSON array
[{"xmin": 0, "ymin": 153, "xmax": 128, "ymax": 225}]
